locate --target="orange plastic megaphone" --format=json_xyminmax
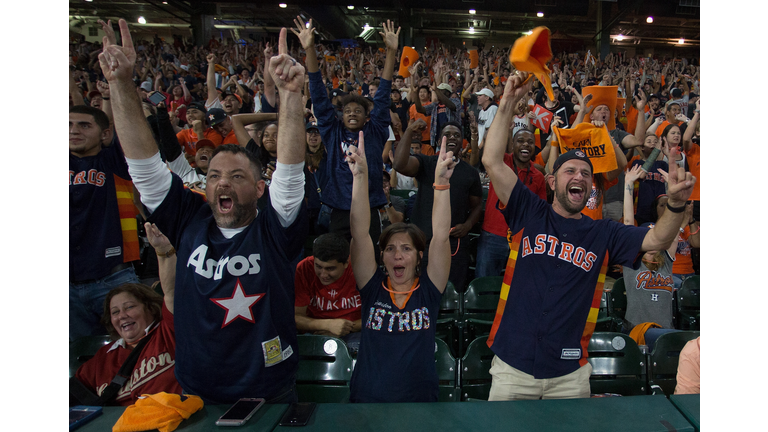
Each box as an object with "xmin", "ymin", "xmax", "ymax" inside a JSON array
[
  {"xmin": 469, "ymin": 49, "xmax": 479, "ymax": 69},
  {"xmin": 510, "ymin": 27, "xmax": 554, "ymax": 101},
  {"xmin": 398, "ymin": 46, "xmax": 419, "ymax": 78},
  {"xmin": 582, "ymin": 85, "xmax": 618, "ymax": 130}
]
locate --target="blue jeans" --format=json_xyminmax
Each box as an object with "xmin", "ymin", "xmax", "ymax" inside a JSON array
[
  {"xmin": 69, "ymin": 267, "xmax": 139, "ymax": 341},
  {"xmin": 475, "ymin": 231, "xmax": 510, "ymax": 278}
]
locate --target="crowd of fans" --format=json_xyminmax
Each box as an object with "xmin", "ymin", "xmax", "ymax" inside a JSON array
[{"xmin": 69, "ymin": 17, "xmax": 700, "ymax": 407}]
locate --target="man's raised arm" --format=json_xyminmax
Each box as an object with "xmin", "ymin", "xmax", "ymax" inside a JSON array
[
  {"xmin": 269, "ymin": 28, "xmax": 307, "ymax": 227},
  {"xmin": 99, "ymin": 19, "xmax": 157, "ymax": 160},
  {"xmin": 99, "ymin": 19, "xmax": 171, "ymax": 213},
  {"xmin": 481, "ymin": 72, "xmax": 530, "ymax": 206}
]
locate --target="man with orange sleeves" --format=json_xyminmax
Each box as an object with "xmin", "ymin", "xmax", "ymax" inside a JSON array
[{"xmin": 481, "ymin": 72, "xmax": 696, "ymax": 400}]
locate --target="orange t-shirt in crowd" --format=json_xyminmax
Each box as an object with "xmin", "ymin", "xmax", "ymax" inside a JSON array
[
  {"xmin": 673, "ymin": 226, "xmax": 695, "ymax": 275},
  {"xmin": 409, "ymin": 102, "xmax": 432, "ymax": 143},
  {"xmin": 176, "ymin": 127, "xmax": 223, "ymax": 156},
  {"xmin": 626, "ymin": 105, "xmax": 650, "ymax": 135},
  {"xmin": 655, "ymin": 120, "xmax": 684, "ymax": 137},
  {"xmin": 685, "ymin": 143, "xmax": 700, "ymax": 201},
  {"xmin": 421, "ymin": 145, "xmax": 435, "ymax": 156},
  {"xmin": 220, "ymin": 130, "xmax": 240, "ymax": 146},
  {"xmin": 581, "ymin": 174, "xmax": 618, "ymax": 220}
]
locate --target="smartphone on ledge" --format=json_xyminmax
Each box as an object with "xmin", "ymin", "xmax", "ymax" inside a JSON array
[
  {"xmin": 279, "ymin": 402, "xmax": 317, "ymax": 427},
  {"xmin": 215, "ymin": 398, "xmax": 266, "ymax": 426}
]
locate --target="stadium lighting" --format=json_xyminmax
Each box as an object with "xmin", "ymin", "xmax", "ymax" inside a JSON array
[
  {"xmin": 138, "ymin": 16, "xmax": 146, "ymax": 24},
  {"xmin": 469, "ymin": 26, "xmax": 475, "ymax": 34},
  {"xmin": 348, "ymin": 5, "xmax": 354, "ymax": 9},
  {"xmin": 279, "ymin": 3, "xmax": 287, "ymax": 8},
  {"xmin": 646, "ymin": 16, "xmax": 654, "ymax": 23},
  {"xmin": 537, "ymin": 12, "xmax": 544, "ymax": 18},
  {"xmin": 678, "ymin": 38, "xmax": 685, "ymax": 44},
  {"xmin": 469, "ymin": 9, "xmax": 476, "ymax": 15}
]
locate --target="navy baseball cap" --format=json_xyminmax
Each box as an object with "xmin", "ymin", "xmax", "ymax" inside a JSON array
[
  {"xmin": 207, "ymin": 108, "xmax": 227, "ymax": 126},
  {"xmin": 305, "ymin": 122, "xmax": 319, "ymax": 131},
  {"xmin": 553, "ymin": 149, "xmax": 593, "ymax": 174}
]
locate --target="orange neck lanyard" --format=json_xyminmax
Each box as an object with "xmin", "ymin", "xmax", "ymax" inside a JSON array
[{"xmin": 382, "ymin": 277, "xmax": 420, "ymax": 294}]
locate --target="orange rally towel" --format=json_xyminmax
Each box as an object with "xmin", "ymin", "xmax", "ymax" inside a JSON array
[
  {"xmin": 113, "ymin": 393, "xmax": 204, "ymax": 432},
  {"xmin": 629, "ymin": 322, "xmax": 661, "ymax": 346},
  {"xmin": 552, "ymin": 123, "xmax": 617, "ymax": 173},
  {"xmin": 469, "ymin": 49, "xmax": 479, "ymax": 68},
  {"xmin": 509, "ymin": 27, "xmax": 554, "ymax": 101}
]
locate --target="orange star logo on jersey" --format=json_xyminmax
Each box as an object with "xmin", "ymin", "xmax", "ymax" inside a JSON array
[{"xmin": 210, "ymin": 279, "xmax": 264, "ymax": 328}]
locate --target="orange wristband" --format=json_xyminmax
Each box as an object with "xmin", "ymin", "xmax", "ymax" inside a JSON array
[{"xmin": 433, "ymin": 183, "xmax": 450, "ymax": 190}]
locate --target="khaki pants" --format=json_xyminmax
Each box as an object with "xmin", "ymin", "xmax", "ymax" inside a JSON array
[{"xmin": 488, "ymin": 355, "xmax": 592, "ymax": 401}]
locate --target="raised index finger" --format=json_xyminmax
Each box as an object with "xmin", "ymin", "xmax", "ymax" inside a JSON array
[
  {"xmin": 357, "ymin": 130, "xmax": 365, "ymax": 155},
  {"xmin": 278, "ymin": 28, "xmax": 288, "ymax": 56}
]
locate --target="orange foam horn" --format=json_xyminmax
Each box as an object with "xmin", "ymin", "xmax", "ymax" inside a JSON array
[
  {"xmin": 510, "ymin": 27, "xmax": 554, "ymax": 101},
  {"xmin": 398, "ymin": 46, "xmax": 419, "ymax": 78},
  {"xmin": 469, "ymin": 49, "xmax": 478, "ymax": 69}
]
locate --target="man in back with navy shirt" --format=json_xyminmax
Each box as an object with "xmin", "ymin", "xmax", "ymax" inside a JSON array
[
  {"xmin": 481, "ymin": 72, "xmax": 696, "ymax": 400},
  {"xmin": 69, "ymin": 105, "xmax": 141, "ymax": 341},
  {"xmin": 100, "ymin": 20, "xmax": 308, "ymax": 404}
]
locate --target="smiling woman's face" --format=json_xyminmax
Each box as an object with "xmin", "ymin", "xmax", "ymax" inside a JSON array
[{"xmin": 110, "ymin": 292, "xmax": 152, "ymax": 345}]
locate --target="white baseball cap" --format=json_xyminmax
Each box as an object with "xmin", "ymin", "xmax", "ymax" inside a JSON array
[{"xmin": 475, "ymin": 88, "xmax": 494, "ymax": 98}]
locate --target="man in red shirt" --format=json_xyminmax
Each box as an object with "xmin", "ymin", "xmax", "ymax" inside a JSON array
[
  {"xmin": 294, "ymin": 233, "xmax": 361, "ymax": 352},
  {"xmin": 475, "ymin": 127, "xmax": 547, "ymax": 277}
]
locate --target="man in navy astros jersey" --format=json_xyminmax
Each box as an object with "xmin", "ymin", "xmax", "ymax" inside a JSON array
[
  {"xmin": 480, "ymin": 72, "xmax": 696, "ymax": 400},
  {"xmin": 99, "ymin": 21, "xmax": 307, "ymax": 404},
  {"xmin": 69, "ymin": 105, "xmax": 141, "ymax": 341}
]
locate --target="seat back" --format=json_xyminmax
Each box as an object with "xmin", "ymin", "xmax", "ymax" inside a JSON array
[
  {"xmin": 587, "ymin": 332, "xmax": 647, "ymax": 396},
  {"xmin": 435, "ymin": 338, "xmax": 460, "ymax": 401},
  {"xmin": 435, "ymin": 280, "xmax": 462, "ymax": 357},
  {"xmin": 459, "ymin": 336, "xmax": 495, "ymax": 401},
  {"xmin": 607, "ymin": 277, "xmax": 627, "ymax": 322},
  {"xmin": 648, "ymin": 331, "xmax": 700, "ymax": 396},
  {"xmin": 461, "ymin": 277, "xmax": 503, "ymax": 356},
  {"xmin": 676, "ymin": 276, "xmax": 700, "ymax": 330},
  {"xmin": 463, "ymin": 276, "xmax": 502, "ymax": 321},
  {"xmin": 70, "ymin": 335, "xmax": 112, "ymax": 378},
  {"xmin": 296, "ymin": 335, "xmax": 354, "ymax": 403},
  {"xmin": 389, "ymin": 189, "xmax": 415, "ymax": 200}
]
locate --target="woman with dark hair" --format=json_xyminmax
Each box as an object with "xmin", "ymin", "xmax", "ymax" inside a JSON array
[
  {"xmin": 346, "ymin": 131, "xmax": 453, "ymax": 403},
  {"xmin": 73, "ymin": 223, "xmax": 181, "ymax": 406},
  {"xmin": 661, "ymin": 123, "xmax": 685, "ymax": 169}
]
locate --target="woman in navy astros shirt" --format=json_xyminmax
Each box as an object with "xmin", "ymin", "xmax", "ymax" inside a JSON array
[{"xmin": 345, "ymin": 132, "xmax": 454, "ymax": 402}]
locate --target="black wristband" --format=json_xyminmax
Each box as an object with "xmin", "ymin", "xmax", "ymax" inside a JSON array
[{"xmin": 666, "ymin": 202, "xmax": 686, "ymax": 213}]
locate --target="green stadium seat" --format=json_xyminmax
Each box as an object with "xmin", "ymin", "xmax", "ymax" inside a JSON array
[
  {"xmin": 459, "ymin": 276, "xmax": 502, "ymax": 357},
  {"xmin": 587, "ymin": 332, "xmax": 647, "ymax": 396},
  {"xmin": 435, "ymin": 281, "xmax": 462, "ymax": 357},
  {"xmin": 389, "ymin": 189, "xmax": 415, "ymax": 200},
  {"xmin": 435, "ymin": 338, "xmax": 460, "ymax": 402},
  {"xmin": 296, "ymin": 335, "xmax": 354, "ymax": 403},
  {"xmin": 648, "ymin": 331, "xmax": 700, "ymax": 396},
  {"xmin": 459, "ymin": 336, "xmax": 495, "ymax": 401},
  {"xmin": 69, "ymin": 335, "xmax": 112, "ymax": 378},
  {"xmin": 607, "ymin": 277, "xmax": 627, "ymax": 331},
  {"xmin": 676, "ymin": 276, "xmax": 700, "ymax": 330}
]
